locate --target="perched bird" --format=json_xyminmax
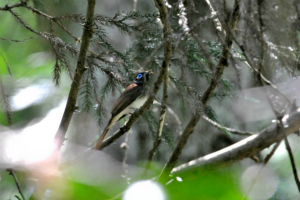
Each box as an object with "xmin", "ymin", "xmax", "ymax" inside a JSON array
[{"xmin": 94, "ymin": 70, "xmax": 153, "ymax": 149}]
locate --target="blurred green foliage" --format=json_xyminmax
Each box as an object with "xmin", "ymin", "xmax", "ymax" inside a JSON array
[{"xmin": 166, "ymin": 168, "xmax": 243, "ymax": 200}]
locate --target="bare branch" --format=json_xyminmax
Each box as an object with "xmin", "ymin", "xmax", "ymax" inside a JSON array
[
  {"xmin": 54, "ymin": 0, "xmax": 97, "ymax": 148},
  {"xmin": 191, "ymin": 33, "xmax": 215, "ymax": 71},
  {"xmin": 22, "ymin": 4, "xmax": 53, "ymax": 19},
  {"xmin": 281, "ymin": 120, "xmax": 300, "ymax": 193},
  {"xmin": 172, "ymin": 108, "xmax": 300, "ymax": 174},
  {"xmin": 203, "ymin": 115, "xmax": 255, "ymax": 136},
  {"xmin": 1, "ymin": 1, "xmax": 80, "ymax": 43},
  {"xmin": 174, "ymin": 15, "xmax": 217, "ymax": 52},
  {"xmin": 264, "ymin": 141, "xmax": 280, "ymax": 164},
  {"xmin": 0, "ymin": 37, "xmax": 33, "ymax": 43},
  {"xmin": 143, "ymin": 65, "xmax": 169, "ymax": 177},
  {"xmin": 0, "ymin": 1, "xmax": 27, "ymax": 11}
]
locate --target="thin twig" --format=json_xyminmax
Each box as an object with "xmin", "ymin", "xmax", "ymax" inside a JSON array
[
  {"xmin": 191, "ymin": 33, "xmax": 215, "ymax": 71},
  {"xmin": 264, "ymin": 141, "xmax": 280, "ymax": 164},
  {"xmin": 243, "ymin": 141, "xmax": 281, "ymax": 200},
  {"xmin": 23, "ymin": 4, "xmax": 80, "ymax": 42},
  {"xmin": 281, "ymin": 120, "xmax": 300, "ymax": 193},
  {"xmin": 22, "ymin": 4, "xmax": 54, "ymax": 19},
  {"xmin": 203, "ymin": 115, "xmax": 255, "ymax": 136},
  {"xmin": 0, "ymin": 1, "xmax": 27, "ymax": 11},
  {"xmin": 7, "ymin": 169, "xmax": 26, "ymax": 200},
  {"xmin": 224, "ymin": 10, "xmax": 292, "ymax": 109},
  {"xmin": 257, "ymin": 0, "xmax": 266, "ymax": 84},
  {"xmin": 143, "ymin": 66, "xmax": 169, "ymax": 177},
  {"xmin": 143, "ymin": 41, "xmax": 166, "ymax": 69},
  {"xmin": 1, "ymin": 1, "xmax": 80, "ymax": 43},
  {"xmin": 8, "ymin": 9, "xmax": 41, "ymax": 36},
  {"xmin": 0, "ymin": 52, "xmax": 12, "ymax": 75},
  {"xmin": 154, "ymin": 100, "xmax": 182, "ymax": 135},
  {"xmin": 0, "ymin": 37, "xmax": 33, "ymax": 43},
  {"xmin": 174, "ymin": 15, "xmax": 216, "ymax": 52}
]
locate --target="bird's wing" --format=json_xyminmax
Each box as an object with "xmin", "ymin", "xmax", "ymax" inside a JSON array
[{"xmin": 111, "ymin": 83, "xmax": 143, "ymax": 117}]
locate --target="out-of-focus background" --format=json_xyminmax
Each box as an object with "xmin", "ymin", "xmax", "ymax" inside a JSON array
[{"xmin": 0, "ymin": 0, "xmax": 300, "ymax": 199}]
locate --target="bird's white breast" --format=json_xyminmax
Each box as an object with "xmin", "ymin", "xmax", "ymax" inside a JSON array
[
  {"xmin": 109, "ymin": 95, "xmax": 148, "ymax": 128},
  {"xmin": 129, "ymin": 95, "xmax": 148, "ymax": 110}
]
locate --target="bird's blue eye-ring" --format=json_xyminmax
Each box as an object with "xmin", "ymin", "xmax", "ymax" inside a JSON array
[{"xmin": 137, "ymin": 73, "xmax": 143, "ymax": 79}]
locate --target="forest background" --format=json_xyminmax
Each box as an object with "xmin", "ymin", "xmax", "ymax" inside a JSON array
[{"xmin": 0, "ymin": 0, "xmax": 300, "ymax": 199}]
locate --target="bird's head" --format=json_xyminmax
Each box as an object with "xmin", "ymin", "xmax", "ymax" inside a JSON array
[{"xmin": 134, "ymin": 70, "xmax": 154, "ymax": 85}]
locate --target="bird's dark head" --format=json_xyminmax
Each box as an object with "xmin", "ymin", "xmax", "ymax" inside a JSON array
[{"xmin": 134, "ymin": 70, "xmax": 154, "ymax": 85}]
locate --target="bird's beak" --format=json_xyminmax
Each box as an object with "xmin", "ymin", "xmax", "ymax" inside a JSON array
[{"xmin": 147, "ymin": 70, "xmax": 154, "ymax": 74}]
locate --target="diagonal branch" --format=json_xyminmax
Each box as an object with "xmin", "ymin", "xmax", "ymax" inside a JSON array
[
  {"xmin": 203, "ymin": 115, "xmax": 255, "ymax": 136},
  {"xmin": 7, "ymin": 169, "xmax": 26, "ymax": 200},
  {"xmin": 172, "ymin": 108, "xmax": 300, "ymax": 174},
  {"xmin": 0, "ymin": 37, "xmax": 33, "ymax": 43},
  {"xmin": 143, "ymin": 66, "xmax": 169, "ymax": 177},
  {"xmin": 23, "ymin": 4, "xmax": 80, "ymax": 42},
  {"xmin": 1, "ymin": 1, "xmax": 80, "ymax": 42},
  {"xmin": 0, "ymin": 1, "xmax": 27, "ymax": 11},
  {"xmin": 281, "ymin": 120, "xmax": 300, "ymax": 193},
  {"xmin": 54, "ymin": 0, "xmax": 96, "ymax": 148},
  {"xmin": 243, "ymin": 141, "xmax": 280, "ymax": 199}
]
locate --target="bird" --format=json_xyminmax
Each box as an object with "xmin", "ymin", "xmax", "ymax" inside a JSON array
[{"xmin": 94, "ymin": 70, "xmax": 153, "ymax": 149}]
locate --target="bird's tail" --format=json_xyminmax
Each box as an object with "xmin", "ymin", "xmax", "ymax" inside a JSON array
[{"xmin": 94, "ymin": 121, "xmax": 112, "ymax": 150}]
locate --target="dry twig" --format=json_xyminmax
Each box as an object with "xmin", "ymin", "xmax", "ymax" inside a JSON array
[{"xmin": 7, "ymin": 169, "xmax": 26, "ymax": 200}]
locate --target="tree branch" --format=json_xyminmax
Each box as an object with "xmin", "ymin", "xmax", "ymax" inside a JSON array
[
  {"xmin": 0, "ymin": 1, "xmax": 27, "ymax": 11},
  {"xmin": 54, "ymin": 0, "xmax": 96, "ymax": 148},
  {"xmin": 143, "ymin": 65, "xmax": 169, "ymax": 177},
  {"xmin": 7, "ymin": 169, "xmax": 26, "ymax": 200},
  {"xmin": 1, "ymin": 1, "xmax": 80, "ymax": 43},
  {"xmin": 23, "ymin": 4, "xmax": 80, "ymax": 42},
  {"xmin": 281, "ymin": 120, "xmax": 300, "ymax": 193},
  {"xmin": 0, "ymin": 36, "xmax": 33, "ymax": 43},
  {"xmin": 172, "ymin": 108, "xmax": 300, "ymax": 174},
  {"xmin": 203, "ymin": 115, "xmax": 255, "ymax": 136},
  {"xmin": 158, "ymin": 0, "xmax": 240, "ymax": 181}
]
